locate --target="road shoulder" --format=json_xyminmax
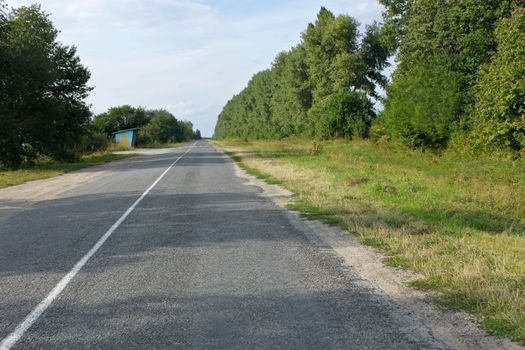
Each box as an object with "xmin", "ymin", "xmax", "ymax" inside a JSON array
[{"xmin": 0, "ymin": 147, "xmax": 186, "ymax": 204}]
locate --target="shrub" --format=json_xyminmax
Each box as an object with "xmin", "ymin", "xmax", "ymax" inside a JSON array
[
  {"xmin": 80, "ymin": 131, "xmax": 109, "ymax": 153},
  {"xmin": 313, "ymin": 91, "xmax": 374, "ymax": 139},
  {"xmin": 470, "ymin": 8, "xmax": 525, "ymax": 157},
  {"xmin": 369, "ymin": 117, "xmax": 390, "ymax": 142},
  {"xmin": 136, "ymin": 127, "xmax": 154, "ymax": 146},
  {"xmin": 382, "ymin": 56, "xmax": 463, "ymax": 150}
]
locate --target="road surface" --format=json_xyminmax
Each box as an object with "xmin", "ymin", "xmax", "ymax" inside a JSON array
[{"xmin": 0, "ymin": 140, "xmax": 447, "ymax": 349}]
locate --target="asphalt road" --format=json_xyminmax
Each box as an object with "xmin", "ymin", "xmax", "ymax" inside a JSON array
[{"xmin": 0, "ymin": 140, "xmax": 447, "ymax": 349}]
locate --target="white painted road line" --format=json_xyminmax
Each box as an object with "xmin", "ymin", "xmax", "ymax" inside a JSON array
[{"xmin": 0, "ymin": 142, "xmax": 196, "ymax": 350}]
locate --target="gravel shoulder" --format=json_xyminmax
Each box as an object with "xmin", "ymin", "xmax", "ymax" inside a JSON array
[
  {"xmin": 0, "ymin": 164, "xmax": 115, "ymax": 204},
  {"xmin": 0, "ymin": 149, "xmax": 176, "ymax": 204}
]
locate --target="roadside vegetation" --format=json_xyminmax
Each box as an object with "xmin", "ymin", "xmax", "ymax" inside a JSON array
[
  {"xmin": 0, "ymin": 4, "xmax": 93, "ymax": 168},
  {"xmin": 92, "ymin": 105, "xmax": 201, "ymax": 149},
  {"xmin": 0, "ymin": 3, "xmax": 200, "ymax": 180},
  {"xmin": 214, "ymin": 1, "xmax": 525, "ymax": 344},
  {"xmin": 216, "ymin": 138, "xmax": 525, "ymax": 344},
  {"xmin": 214, "ymin": 3, "xmax": 524, "ymax": 158},
  {"xmin": 0, "ymin": 152, "xmax": 135, "ymax": 190}
]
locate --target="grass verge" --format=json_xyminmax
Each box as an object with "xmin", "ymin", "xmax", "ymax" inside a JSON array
[
  {"xmin": 0, "ymin": 152, "xmax": 137, "ymax": 190},
  {"xmin": 215, "ymin": 138, "xmax": 525, "ymax": 344}
]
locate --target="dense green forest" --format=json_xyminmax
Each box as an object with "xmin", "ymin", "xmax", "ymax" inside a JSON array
[
  {"xmin": 214, "ymin": 2, "xmax": 525, "ymax": 158},
  {"xmin": 0, "ymin": 3, "xmax": 199, "ymax": 168}
]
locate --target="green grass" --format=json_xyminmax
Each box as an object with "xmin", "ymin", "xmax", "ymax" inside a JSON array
[
  {"xmin": 215, "ymin": 137, "xmax": 525, "ymax": 344},
  {"xmin": 0, "ymin": 152, "xmax": 137, "ymax": 189}
]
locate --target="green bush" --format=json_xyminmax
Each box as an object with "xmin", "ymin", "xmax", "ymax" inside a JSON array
[
  {"xmin": 136, "ymin": 127, "xmax": 154, "ymax": 146},
  {"xmin": 145, "ymin": 111, "xmax": 179, "ymax": 144},
  {"xmin": 78, "ymin": 131, "xmax": 109, "ymax": 153},
  {"xmin": 382, "ymin": 56, "xmax": 463, "ymax": 149},
  {"xmin": 314, "ymin": 91, "xmax": 374, "ymax": 139},
  {"xmin": 471, "ymin": 8, "xmax": 525, "ymax": 157},
  {"xmin": 369, "ymin": 117, "xmax": 390, "ymax": 142}
]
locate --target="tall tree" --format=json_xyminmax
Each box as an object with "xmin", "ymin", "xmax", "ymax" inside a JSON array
[
  {"xmin": 0, "ymin": 4, "xmax": 92, "ymax": 166},
  {"xmin": 302, "ymin": 8, "xmax": 359, "ymax": 100},
  {"xmin": 359, "ymin": 23, "xmax": 392, "ymax": 99},
  {"xmin": 214, "ymin": 70, "xmax": 275, "ymax": 139},
  {"xmin": 138, "ymin": 110, "xmax": 179, "ymax": 144},
  {"xmin": 179, "ymin": 120, "xmax": 197, "ymax": 141},
  {"xmin": 93, "ymin": 105, "xmax": 151, "ymax": 136},
  {"xmin": 271, "ymin": 45, "xmax": 311, "ymax": 137},
  {"xmin": 244, "ymin": 70, "xmax": 275, "ymax": 138},
  {"xmin": 214, "ymin": 7, "xmax": 391, "ymax": 140},
  {"xmin": 302, "ymin": 8, "xmax": 381, "ymax": 138}
]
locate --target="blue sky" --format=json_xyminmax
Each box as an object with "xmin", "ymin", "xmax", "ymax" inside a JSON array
[{"xmin": 6, "ymin": 0, "xmax": 384, "ymax": 136}]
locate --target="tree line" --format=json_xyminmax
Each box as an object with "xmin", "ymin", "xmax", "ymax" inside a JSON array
[
  {"xmin": 214, "ymin": 2, "xmax": 525, "ymax": 157},
  {"xmin": 214, "ymin": 7, "xmax": 389, "ymax": 140},
  {"xmin": 0, "ymin": 3, "xmax": 200, "ymax": 168},
  {"xmin": 91, "ymin": 105, "xmax": 201, "ymax": 150}
]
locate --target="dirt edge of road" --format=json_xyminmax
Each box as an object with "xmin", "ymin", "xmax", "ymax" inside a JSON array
[
  {"xmin": 0, "ymin": 148, "xmax": 178, "ymax": 204},
  {"xmin": 0, "ymin": 166, "xmax": 115, "ymax": 204},
  {"xmin": 217, "ymin": 145, "xmax": 523, "ymax": 350}
]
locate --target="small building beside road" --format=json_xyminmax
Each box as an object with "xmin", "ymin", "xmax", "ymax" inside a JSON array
[{"xmin": 113, "ymin": 128, "xmax": 139, "ymax": 148}]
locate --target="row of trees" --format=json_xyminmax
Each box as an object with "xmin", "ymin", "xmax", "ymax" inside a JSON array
[
  {"xmin": 214, "ymin": 7, "xmax": 391, "ymax": 140},
  {"xmin": 0, "ymin": 3, "xmax": 200, "ymax": 168},
  {"xmin": 92, "ymin": 105, "xmax": 200, "ymax": 148},
  {"xmin": 214, "ymin": 3, "xmax": 525, "ymax": 157},
  {"xmin": 380, "ymin": 0, "xmax": 525, "ymax": 155}
]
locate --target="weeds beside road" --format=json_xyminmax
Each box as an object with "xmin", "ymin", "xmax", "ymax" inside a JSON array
[{"xmin": 215, "ymin": 138, "xmax": 525, "ymax": 345}]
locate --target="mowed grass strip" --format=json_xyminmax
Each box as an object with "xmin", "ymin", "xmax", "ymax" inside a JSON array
[
  {"xmin": 215, "ymin": 138, "xmax": 525, "ymax": 344},
  {"xmin": 0, "ymin": 152, "xmax": 137, "ymax": 190}
]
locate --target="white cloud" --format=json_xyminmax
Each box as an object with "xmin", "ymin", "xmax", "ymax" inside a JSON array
[{"xmin": 347, "ymin": 1, "xmax": 384, "ymax": 24}]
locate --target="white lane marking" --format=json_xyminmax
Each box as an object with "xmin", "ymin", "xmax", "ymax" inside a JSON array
[{"xmin": 0, "ymin": 142, "xmax": 196, "ymax": 350}]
